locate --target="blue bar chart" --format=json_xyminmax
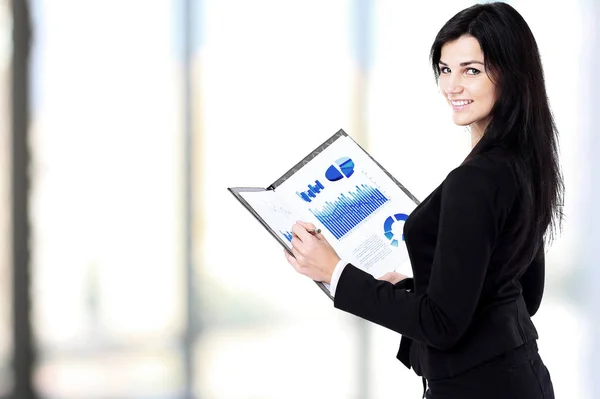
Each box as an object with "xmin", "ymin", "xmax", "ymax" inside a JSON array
[
  {"xmin": 280, "ymin": 230, "xmax": 293, "ymax": 242},
  {"xmin": 296, "ymin": 180, "xmax": 325, "ymax": 202},
  {"xmin": 310, "ymin": 184, "xmax": 388, "ymax": 239}
]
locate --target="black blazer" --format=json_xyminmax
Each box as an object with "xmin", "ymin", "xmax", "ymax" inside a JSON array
[{"xmin": 334, "ymin": 146, "xmax": 544, "ymax": 380}]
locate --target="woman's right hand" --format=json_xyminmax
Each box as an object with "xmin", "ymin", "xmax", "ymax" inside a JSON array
[{"xmin": 377, "ymin": 271, "xmax": 409, "ymax": 285}]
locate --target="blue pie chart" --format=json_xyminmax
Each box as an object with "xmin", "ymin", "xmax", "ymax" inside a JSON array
[
  {"xmin": 383, "ymin": 213, "xmax": 409, "ymax": 247},
  {"xmin": 325, "ymin": 157, "xmax": 355, "ymax": 181}
]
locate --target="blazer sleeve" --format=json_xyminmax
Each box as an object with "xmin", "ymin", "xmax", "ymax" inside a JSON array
[
  {"xmin": 333, "ymin": 166, "xmax": 509, "ymax": 350},
  {"xmin": 394, "ymin": 277, "xmax": 414, "ymax": 291},
  {"xmin": 520, "ymin": 243, "xmax": 545, "ymax": 316}
]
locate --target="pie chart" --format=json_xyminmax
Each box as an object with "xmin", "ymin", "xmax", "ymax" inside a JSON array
[
  {"xmin": 383, "ymin": 213, "xmax": 409, "ymax": 247},
  {"xmin": 325, "ymin": 157, "xmax": 355, "ymax": 181}
]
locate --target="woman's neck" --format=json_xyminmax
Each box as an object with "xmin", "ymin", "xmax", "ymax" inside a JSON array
[{"xmin": 470, "ymin": 118, "xmax": 491, "ymax": 149}]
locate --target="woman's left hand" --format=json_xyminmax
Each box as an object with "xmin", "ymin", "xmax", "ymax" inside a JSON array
[
  {"xmin": 283, "ymin": 221, "xmax": 340, "ymax": 284},
  {"xmin": 377, "ymin": 271, "xmax": 409, "ymax": 284}
]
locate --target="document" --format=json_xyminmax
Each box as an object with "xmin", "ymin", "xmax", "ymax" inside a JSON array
[{"xmin": 228, "ymin": 129, "xmax": 419, "ymax": 300}]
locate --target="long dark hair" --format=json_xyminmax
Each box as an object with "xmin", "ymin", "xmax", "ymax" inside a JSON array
[{"xmin": 430, "ymin": 2, "xmax": 564, "ymax": 248}]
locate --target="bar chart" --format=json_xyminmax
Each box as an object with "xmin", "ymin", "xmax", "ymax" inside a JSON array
[
  {"xmin": 310, "ymin": 184, "xmax": 389, "ymax": 239},
  {"xmin": 280, "ymin": 230, "xmax": 293, "ymax": 242},
  {"xmin": 296, "ymin": 180, "xmax": 325, "ymax": 203}
]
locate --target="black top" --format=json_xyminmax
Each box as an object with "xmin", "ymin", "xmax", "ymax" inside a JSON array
[{"xmin": 333, "ymin": 146, "xmax": 544, "ymax": 380}]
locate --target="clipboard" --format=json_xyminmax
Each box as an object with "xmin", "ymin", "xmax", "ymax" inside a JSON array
[{"xmin": 228, "ymin": 129, "xmax": 420, "ymax": 301}]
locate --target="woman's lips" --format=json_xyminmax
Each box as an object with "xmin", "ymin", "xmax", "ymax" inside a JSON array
[{"xmin": 450, "ymin": 99, "xmax": 473, "ymax": 111}]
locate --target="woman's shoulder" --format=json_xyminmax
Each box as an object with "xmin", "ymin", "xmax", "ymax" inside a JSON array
[{"xmin": 445, "ymin": 146, "xmax": 517, "ymax": 200}]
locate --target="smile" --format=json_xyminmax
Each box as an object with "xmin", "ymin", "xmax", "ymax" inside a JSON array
[{"xmin": 450, "ymin": 99, "xmax": 473, "ymax": 110}]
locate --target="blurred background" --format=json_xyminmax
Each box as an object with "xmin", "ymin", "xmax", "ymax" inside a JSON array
[{"xmin": 1, "ymin": 0, "xmax": 599, "ymax": 398}]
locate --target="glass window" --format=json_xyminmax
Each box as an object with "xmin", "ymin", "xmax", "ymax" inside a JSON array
[
  {"xmin": 193, "ymin": 1, "xmax": 362, "ymax": 397},
  {"xmin": 29, "ymin": 1, "xmax": 185, "ymax": 397}
]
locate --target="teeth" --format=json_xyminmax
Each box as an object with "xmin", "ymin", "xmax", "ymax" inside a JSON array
[{"xmin": 451, "ymin": 100, "xmax": 473, "ymax": 106}]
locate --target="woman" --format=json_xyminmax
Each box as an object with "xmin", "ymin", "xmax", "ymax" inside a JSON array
[{"xmin": 284, "ymin": 2, "xmax": 562, "ymax": 399}]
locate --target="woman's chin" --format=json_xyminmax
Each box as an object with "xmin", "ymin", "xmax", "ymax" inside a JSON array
[{"xmin": 451, "ymin": 116, "xmax": 473, "ymax": 127}]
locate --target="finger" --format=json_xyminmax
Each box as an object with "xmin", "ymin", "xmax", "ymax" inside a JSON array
[
  {"xmin": 284, "ymin": 250, "xmax": 298, "ymax": 267},
  {"xmin": 283, "ymin": 248, "xmax": 294, "ymax": 258},
  {"xmin": 283, "ymin": 249, "xmax": 293, "ymax": 263},
  {"xmin": 296, "ymin": 220, "xmax": 326, "ymax": 240},
  {"xmin": 377, "ymin": 272, "xmax": 393, "ymax": 281},
  {"xmin": 312, "ymin": 230, "xmax": 326, "ymax": 241},
  {"xmin": 285, "ymin": 249, "xmax": 306, "ymax": 274},
  {"xmin": 291, "ymin": 222, "xmax": 313, "ymax": 242},
  {"xmin": 290, "ymin": 246, "xmax": 303, "ymax": 264},
  {"xmin": 296, "ymin": 220, "xmax": 317, "ymax": 230},
  {"xmin": 290, "ymin": 236, "xmax": 304, "ymax": 254}
]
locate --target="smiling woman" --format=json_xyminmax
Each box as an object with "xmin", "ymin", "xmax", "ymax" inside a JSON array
[
  {"xmin": 438, "ymin": 35, "xmax": 498, "ymax": 147},
  {"xmin": 286, "ymin": 2, "xmax": 563, "ymax": 398}
]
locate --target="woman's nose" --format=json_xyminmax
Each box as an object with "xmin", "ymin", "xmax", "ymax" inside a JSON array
[
  {"xmin": 443, "ymin": 74, "xmax": 464, "ymax": 96},
  {"xmin": 444, "ymin": 82, "xmax": 464, "ymax": 96}
]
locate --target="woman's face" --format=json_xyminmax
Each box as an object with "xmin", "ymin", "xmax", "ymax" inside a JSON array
[{"xmin": 438, "ymin": 35, "xmax": 497, "ymax": 135}]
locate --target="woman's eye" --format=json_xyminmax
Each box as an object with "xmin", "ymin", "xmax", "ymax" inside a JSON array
[
  {"xmin": 466, "ymin": 68, "xmax": 481, "ymax": 75},
  {"xmin": 440, "ymin": 66, "xmax": 451, "ymax": 74}
]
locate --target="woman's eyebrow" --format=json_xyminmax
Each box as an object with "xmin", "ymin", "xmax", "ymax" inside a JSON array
[{"xmin": 439, "ymin": 60, "xmax": 485, "ymax": 66}]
